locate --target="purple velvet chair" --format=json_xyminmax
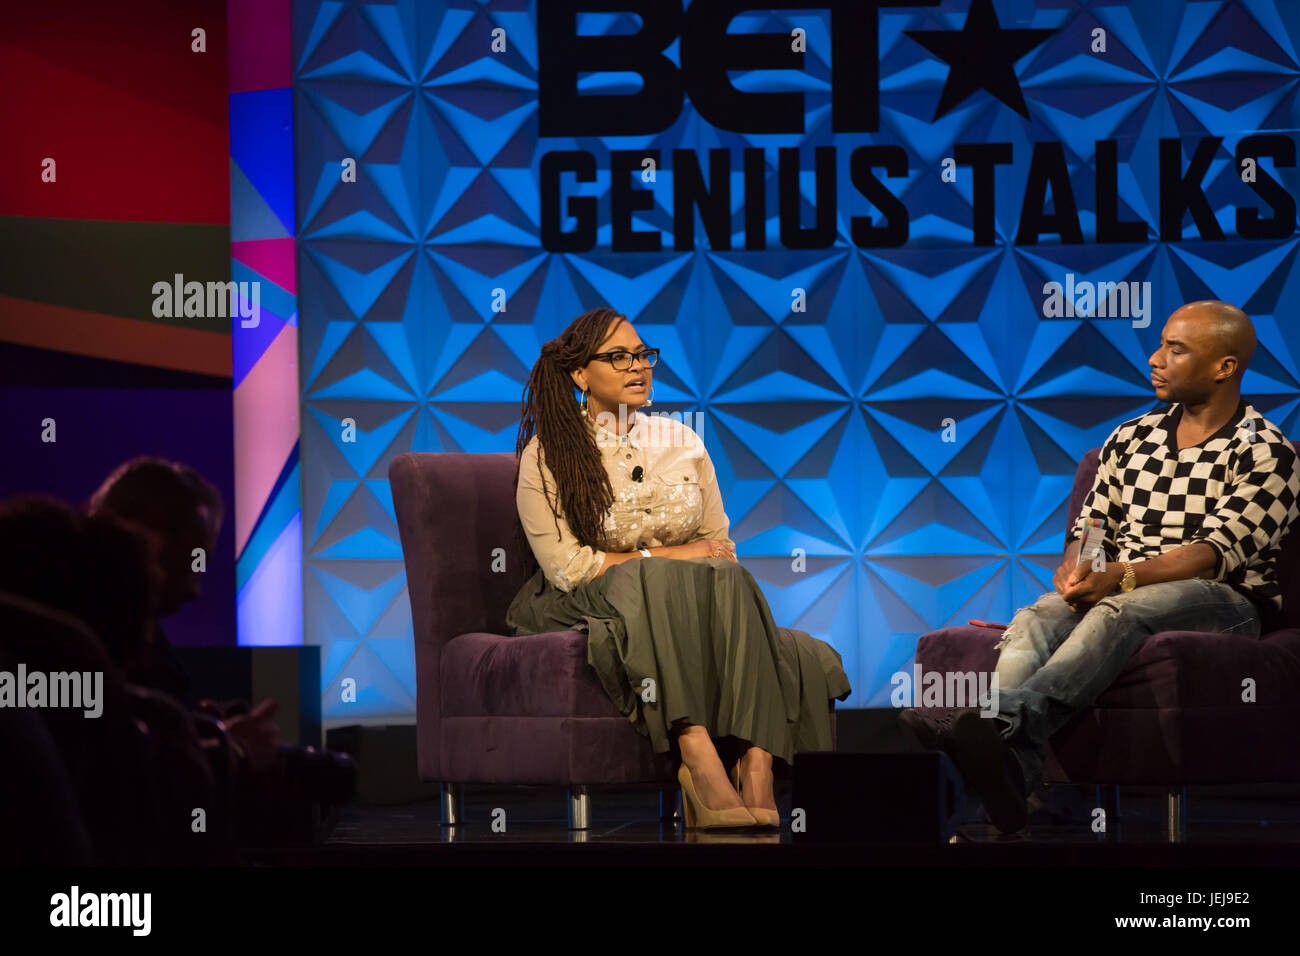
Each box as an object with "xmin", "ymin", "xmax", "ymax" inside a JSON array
[
  {"xmin": 389, "ymin": 451, "xmax": 680, "ymax": 829},
  {"xmin": 915, "ymin": 446, "xmax": 1300, "ymax": 839}
]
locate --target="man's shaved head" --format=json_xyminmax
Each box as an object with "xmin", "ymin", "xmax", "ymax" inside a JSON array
[
  {"xmin": 1150, "ymin": 301, "xmax": 1255, "ymax": 406},
  {"xmin": 1174, "ymin": 300, "xmax": 1256, "ymax": 379}
]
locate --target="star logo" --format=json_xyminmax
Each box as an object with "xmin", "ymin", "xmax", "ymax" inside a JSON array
[{"xmin": 904, "ymin": 0, "xmax": 1058, "ymax": 120}]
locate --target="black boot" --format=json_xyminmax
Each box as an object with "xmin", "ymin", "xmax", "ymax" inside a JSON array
[
  {"xmin": 946, "ymin": 709, "xmax": 1029, "ymax": 834},
  {"xmin": 897, "ymin": 708, "xmax": 959, "ymax": 752}
]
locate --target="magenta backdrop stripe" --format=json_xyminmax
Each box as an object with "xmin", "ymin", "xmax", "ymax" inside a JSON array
[{"xmin": 232, "ymin": 238, "xmax": 298, "ymax": 296}]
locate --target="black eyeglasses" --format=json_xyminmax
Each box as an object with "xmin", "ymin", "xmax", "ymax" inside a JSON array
[{"xmin": 589, "ymin": 348, "xmax": 660, "ymax": 371}]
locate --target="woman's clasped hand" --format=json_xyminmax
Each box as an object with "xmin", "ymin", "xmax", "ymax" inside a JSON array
[{"xmin": 676, "ymin": 538, "xmax": 736, "ymax": 562}]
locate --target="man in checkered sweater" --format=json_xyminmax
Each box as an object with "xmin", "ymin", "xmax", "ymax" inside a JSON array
[{"xmin": 902, "ymin": 301, "xmax": 1300, "ymax": 833}]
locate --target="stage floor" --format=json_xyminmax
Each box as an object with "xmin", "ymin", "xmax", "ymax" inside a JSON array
[{"xmin": 244, "ymin": 782, "xmax": 1300, "ymax": 866}]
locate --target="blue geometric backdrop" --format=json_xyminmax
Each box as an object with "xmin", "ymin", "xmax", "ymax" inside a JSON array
[{"xmin": 295, "ymin": 0, "xmax": 1300, "ymax": 723}]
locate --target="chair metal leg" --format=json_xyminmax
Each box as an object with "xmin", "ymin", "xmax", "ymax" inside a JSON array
[
  {"xmin": 659, "ymin": 787, "xmax": 681, "ymax": 822},
  {"xmin": 1167, "ymin": 788, "xmax": 1187, "ymax": 843},
  {"xmin": 440, "ymin": 783, "xmax": 463, "ymax": 827},
  {"xmin": 567, "ymin": 785, "xmax": 590, "ymax": 830}
]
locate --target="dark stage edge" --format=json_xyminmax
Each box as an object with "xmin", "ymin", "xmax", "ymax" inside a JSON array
[{"xmin": 242, "ymin": 784, "xmax": 1300, "ymax": 867}]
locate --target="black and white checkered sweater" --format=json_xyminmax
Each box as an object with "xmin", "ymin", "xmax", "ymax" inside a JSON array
[{"xmin": 1067, "ymin": 398, "xmax": 1300, "ymax": 630}]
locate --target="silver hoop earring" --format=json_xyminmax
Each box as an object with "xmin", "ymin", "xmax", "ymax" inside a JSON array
[{"xmin": 580, "ymin": 388, "xmax": 589, "ymax": 415}]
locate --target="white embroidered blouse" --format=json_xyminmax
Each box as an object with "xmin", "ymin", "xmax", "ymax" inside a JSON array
[{"xmin": 516, "ymin": 410, "xmax": 735, "ymax": 591}]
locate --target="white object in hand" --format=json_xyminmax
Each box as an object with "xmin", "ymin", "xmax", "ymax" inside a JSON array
[{"xmin": 1077, "ymin": 521, "xmax": 1106, "ymax": 567}]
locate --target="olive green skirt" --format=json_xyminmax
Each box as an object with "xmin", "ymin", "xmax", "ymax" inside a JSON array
[{"xmin": 505, "ymin": 556, "xmax": 852, "ymax": 766}]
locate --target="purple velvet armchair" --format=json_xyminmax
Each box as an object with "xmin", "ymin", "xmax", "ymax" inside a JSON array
[
  {"xmin": 389, "ymin": 451, "xmax": 681, "ymax": 829},
  {"xmin": 915, "ymin": 446, "xmax": 1300, "ymax": 839}
]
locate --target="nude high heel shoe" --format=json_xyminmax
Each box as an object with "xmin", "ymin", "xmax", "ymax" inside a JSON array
[
  {"xmin": 677, "ymin": 763, "xmax": 757, "ymax": 829},
  {"xmin": 731, "ymin": 761, "xmax": 780, "ymax": 828}
]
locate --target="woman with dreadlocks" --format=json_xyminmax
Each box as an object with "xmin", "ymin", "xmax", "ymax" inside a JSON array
[{"xmin": 506, "ymin": 307, "xmax": 851, "ymax": 829}]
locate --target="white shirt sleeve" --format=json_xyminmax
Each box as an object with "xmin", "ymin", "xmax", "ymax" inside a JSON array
[{"xmin": 516, "ymin": 439, "xmax": 607, "ymax": 592}]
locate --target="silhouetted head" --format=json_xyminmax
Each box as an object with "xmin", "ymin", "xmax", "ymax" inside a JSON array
[
  {"xmin": 89, "ymin": 458, "xmax": 222, "ymax": 618},
  {"xmin": 1149, "ymin": 301, "xmax": 1255, "ymax": 405},
  {"xmin": 0, "ymin": 496, "xmax": 157, "ymax": 664}
]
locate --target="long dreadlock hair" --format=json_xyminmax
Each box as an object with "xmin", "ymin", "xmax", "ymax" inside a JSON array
[{"xmin": 513, "ymin": 307, "xmax": 627, "ymax": 580}]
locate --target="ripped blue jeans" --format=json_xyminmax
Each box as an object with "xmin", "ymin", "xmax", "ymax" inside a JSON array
[{"xmin": 992, "ymin": 579, "xmax": 1260, "ymax": 792}]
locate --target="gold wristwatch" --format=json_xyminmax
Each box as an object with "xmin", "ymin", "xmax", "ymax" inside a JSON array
[{"xmin": 1118, "ymin": 562, "xmax": 1137, "ymax": 592}]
